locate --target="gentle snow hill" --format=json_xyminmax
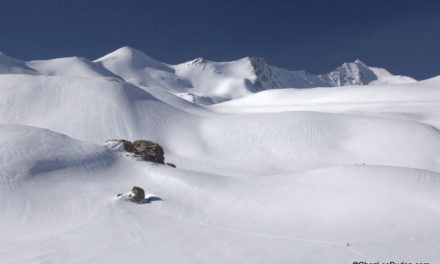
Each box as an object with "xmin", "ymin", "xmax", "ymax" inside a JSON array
[
  {"xmin": 212, "ymin": 75, "xmax": 440, "ymax": 113},
  {"xmin": 26, "ymin": 56, "xmax": 120, "ymax": 78},
  {"xmin": 195, "ymin": 110, "xmax": 440, "ymax": 174},
  {"xmin": 0, "ymin": 74, "xmax": 204, "ymax": 150},
  {"xmin": 0, "ymin": 124, "xmax": 113, "ymax": 186},
  {"xmin": 0, "ymin": 73, "xmax": 439, "ymax": 174},
  {"xmin": 210, "ymin": 76, "xmax": 440, "ymax": 129}
]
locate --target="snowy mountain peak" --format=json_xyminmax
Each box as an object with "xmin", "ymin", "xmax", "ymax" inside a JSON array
[
  {"xmin": 95, "ymin": 46, "xmax": 172, "ymax": 73},
  {"xmin": 100, "ymin": 46, "xmax": 149, "ymax": 60},
  {"xmin": 327, "ymin": 59, "xmax": 378, "ymax": 86},
  {"xmin": 353, "ymin": 58, "xmax": 366, "ymax": 65},
  {"xmin": 248, "ymin": 56, "xmax": 268, "ymax": 65},
  {"xmin": 190, "ymin": 57, "xmax": 207, "ymax": 65},
  {"xmin": 0, "ymin": 48, "xmax": 417, "ymax": 104}
]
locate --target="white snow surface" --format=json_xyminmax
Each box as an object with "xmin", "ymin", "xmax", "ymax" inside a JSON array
[
  {"xmin": 93, "ymin": 47, "xmax": 416, "ymax": 104},
  {"xmin": 0, "ymin": 48, "xmax": 438, "ymax": 263}
]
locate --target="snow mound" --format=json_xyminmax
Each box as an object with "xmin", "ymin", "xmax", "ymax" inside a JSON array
[
  {"xmin": 26, "ymin": 56, "xmax": 119, "ymax": 78},
  {"xmin": 194, "ymin": 111, "xmax": 440, "ymax": 174},
  {"xmin": 94, "ymin": 47, "xmax": 192, "ymax": 91},
  {"xmin": 0, "ymin": 124, "xmax": 112, "ymax": 186},
  {"xmin": 0, "ymin": 74, "xmax": 200, "ymax": 144}
]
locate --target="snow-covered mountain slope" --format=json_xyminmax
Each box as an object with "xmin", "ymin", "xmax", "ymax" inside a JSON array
[
  {"xmin": 172, "ymin": 57, "xmax": 256, "ymax": 99},
  {"xmin": 0, "ymin": 47, "xmax": 416, "ymax": 104},
  {"xmin": 0, "ymin": 124, "xmax": 113, "ymax": 184},
  {"xmin": 241, "ymin": 57, "xmax": 415, "ymax": 91},
  {"xmin": 212, "ymin": 76, "xmax": 440, "ymax": 114},
  {"xmin": 94, "ymin": 46, "xmax": 192, "ymax": 92},
  {"xmin": 92, "ymin": 47, "xmax": 416, "ymax": 103},
  {"xmin": 26, "ymin": 56, "xmax": 119, "ymax": 78},
  {"xmin": 0, "ymin": 48, "xmax": 439, "ymax": 263},
  {"xmin": 0, "ymin": 52, "xmax": 36, "ymax": 75},
  {"xmin": 0, "ymin": 74, "xmax": 204, "ymax": 147}
]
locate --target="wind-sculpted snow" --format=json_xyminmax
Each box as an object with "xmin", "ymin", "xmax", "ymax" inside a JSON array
[
  {"xmin": 26, "ymin": 56, "xmax": 119, "ymax": 78},
  {"xmin": 0, "ymin": 74, "xmax": 203, "ymax": 145},
  {"xmin": 213, "ymin": 76, "xmax": 440, "ymax": 113},
  {"xmin": 0, "ymin": 48, "xmax": 439, "ymax": 263},
  {"xmin": 94, "ymin": 46, "xmax": 192, "ymax": 92},
  {"xmin": 191, "ymin": 111, "xmax": 440, "ymax": 175},
  {"xmin": 0, "ymin": 124, "xmax": 113, "ymax": 188}
]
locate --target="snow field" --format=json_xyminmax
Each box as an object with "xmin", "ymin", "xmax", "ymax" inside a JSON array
[{"xmin": 0, "ymin": 48, "xmax": 438, "ymax": 263}]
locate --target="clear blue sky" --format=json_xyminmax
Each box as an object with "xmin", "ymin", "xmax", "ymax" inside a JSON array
[{"xmin": 0, "ymin": 0, "xmax": 439, "ymax": 79}]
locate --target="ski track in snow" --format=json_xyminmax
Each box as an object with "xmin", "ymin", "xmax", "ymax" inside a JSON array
[{"xmin": 147, "ymin": 207, "xmax": 365, "ymax": 257}]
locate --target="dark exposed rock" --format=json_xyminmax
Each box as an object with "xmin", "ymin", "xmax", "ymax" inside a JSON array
[
  {"xmin": 122, "ymin": 141, "xmax": 136, "ymax": 153},
  {"xmin": 107, "ymin": 139, "xmax": 173, "ymax": 166},
  {"xmin": 142, "ymin": 154, "xmax": 157, "ymax": 162},
  {"xmin": 130, "ymin": 186, "xmax": 145, "ymax": 203},
  {"xmin": 166, "ymin": 163, "xmax": 176, "ymax": 168},
  {"xmin": 133, "ymin": 140, "xmax": 165, "ymax": 164}
]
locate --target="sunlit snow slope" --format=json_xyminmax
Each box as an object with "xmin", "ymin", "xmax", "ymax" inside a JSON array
[
  {"xmin": 0, "ymin": 48, "xmax": 438, "ymax": 264},
  {"xmin": 94, "ymin": 47, "xmax": 416, "ymax": 104}
]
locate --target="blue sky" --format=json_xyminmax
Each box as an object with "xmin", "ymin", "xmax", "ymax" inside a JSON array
[{"xmin": 0, "ymin": 0, "xmax": 438, "ymax": 79}]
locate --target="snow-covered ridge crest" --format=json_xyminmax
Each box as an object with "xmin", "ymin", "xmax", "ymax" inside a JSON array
[
  {"xmin": 0, "ymin": 47, "xmax": 416, "ymax": 104},
  {"xmin": 248, "ymin": 57, "xmax": 416, "ymax": 91}
]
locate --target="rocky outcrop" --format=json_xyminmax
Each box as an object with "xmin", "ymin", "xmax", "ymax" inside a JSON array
[
  {"xmin": 130, "ymin": 186, "xmax": 145, "ymax": 203},
  {"xmin": 107, "ymin": 139, "xmax": 173, "ymax": 166},
  {"xmin": 133, "ymin": 140, "xmax": 165, "ymax": 164}
]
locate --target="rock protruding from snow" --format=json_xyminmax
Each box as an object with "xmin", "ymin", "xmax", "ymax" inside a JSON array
[
  {"xmin": 130, "ymin": 186, "xmax": 145, "ymax": 203},
  {"xmin": 133, "ymin": 140, "xmax": 165, "ymax": 164},
  {"xmin": 106, "ymin": 139, "xmax": 167, "ymax": 165},
  {"xmin": 324, "ymin": 59, "xmax": 378, "ymax": 86},
  {"xmin": 248, "ymin": 57, "xmax": 415, "ymax": 91},
  {"xmin": 171, "ymin": 54, "xmax": 416, "ymax": 103},
  {"xmin": 248, "ymin": 56, "xmax": 328, "ymax": 91}
]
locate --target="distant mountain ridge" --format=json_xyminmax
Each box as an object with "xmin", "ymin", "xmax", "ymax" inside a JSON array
[
  {"xmin": 248, "ymin": 57, "xmax": 413, "ymax": 91},
  {"xmin": 0, "ymin": 46, "xmax": 416, "ymax": 104}
]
